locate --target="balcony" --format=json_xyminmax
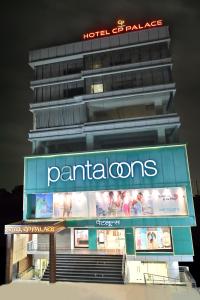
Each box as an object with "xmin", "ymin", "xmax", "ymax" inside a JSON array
[{"xmin": 28, "ymin": 113, "xmax": 180, "ymax": 143}]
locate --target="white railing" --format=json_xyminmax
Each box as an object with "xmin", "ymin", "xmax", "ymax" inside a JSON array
[
  {"xmin": 27, "ymin": 241, "xmax": 49, "ymax": 251},
  {"xmin": 144, "ymin": 267, "xmax": 198, "ymax": 287},
  {"xmin": 179, "ymin": 266, "xmax": 197, "ymax": 288}
]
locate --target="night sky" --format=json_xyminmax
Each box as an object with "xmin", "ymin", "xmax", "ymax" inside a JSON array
[{"xmin": 1, "ymin": 0, "xmax": 200, "ymax": 192}]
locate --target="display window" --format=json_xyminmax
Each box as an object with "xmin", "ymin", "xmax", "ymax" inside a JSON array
[
  {"xmin": 28, "ymin": 186, "xmax": 187, "ymax": 219},
  {"xmin": 135, "ymin": 227, "xmax": 173, "ymax": 252},
  {"xmin": 35, "ymin": 194, "xmax": 53, "ymax": 218},
  {"xmin": 74, "ymin": 229, "xmax": 89, "ymax": 248},
  {"xmin": 95, "ymin": 187, "xmax": 187, "ymax": 218},
  {"xmin": 97, "ymin": 229, "xmax": 125, "ymax": 251}
]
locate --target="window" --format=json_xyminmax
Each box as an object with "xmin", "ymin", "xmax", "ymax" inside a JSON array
[
  {"xmin": 74, "ymin": 229, "xmax": 88, "ymax": 248},
  {"xmin": 91, "ymin": 83, "xmax": 104, "ymax": 94},
  {"xmin": 135, "ymin": 227, "xmax": 173, "ymax": 252}
]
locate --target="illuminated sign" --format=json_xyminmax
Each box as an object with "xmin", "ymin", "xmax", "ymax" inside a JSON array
[
  {"xmin": 82, "ymin": 19, "xmax": 163, "ymax": 40},
  {"xmin": 96, "ymin": 220, "xmax": 121, "ymax": 227},
  {"xmin": 24, "ymin": 145, "xmax": 191, "ymax": 196},
  {"xmin": 48, "ymin": 159, "xmax": 158, "ymax": 187},
  {"xmin": 4, "ymin": 222, "xmax": 65, "ymax": 234}
]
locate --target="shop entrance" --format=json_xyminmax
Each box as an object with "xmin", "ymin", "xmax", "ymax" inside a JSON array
[{"xmin": 97, "ymin": 229, "xmax": 125, "ymax": 253}]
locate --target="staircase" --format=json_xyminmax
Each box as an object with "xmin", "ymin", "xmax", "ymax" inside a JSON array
[{"xmin": 42, "ymin": 254, "xmax": 124, "ymax": 284}]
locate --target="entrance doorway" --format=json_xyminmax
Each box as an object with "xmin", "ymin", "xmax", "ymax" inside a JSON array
[{"xmin": 97, "ymin": 230, "xmax": 125, "ymax": 253}]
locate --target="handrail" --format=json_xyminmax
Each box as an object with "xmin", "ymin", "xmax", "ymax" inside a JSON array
[
  {"xmin": 17, "ymin": 267, "xmax": 34, "ymax": 279},
  {"xmin": 179, "ymin": 266, "xmax": 197, "ymax": 288},
  {"xmin": 143, "ymin": 272, "xmax": 184, "ymax": 286},
  {"xmin": 122, "ymin": 253, "xmax": 125, "ymax": 281}
]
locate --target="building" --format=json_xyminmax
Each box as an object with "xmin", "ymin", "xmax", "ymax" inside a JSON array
[{"xmin": 5, "ymin": 19, "xmax": 196, "ymax": 285}]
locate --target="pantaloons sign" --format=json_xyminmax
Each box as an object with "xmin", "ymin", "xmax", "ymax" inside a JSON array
[
  {"xmin": 48, "ymin": 159, "xmax": 157, "ymax": 187},
  {"xmin": 24, "ymin": 145, "xmax": 190, "ymax": 193}
]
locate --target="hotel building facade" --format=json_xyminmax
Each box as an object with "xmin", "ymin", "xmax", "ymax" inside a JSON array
[{"xmin": 5, "ymin": 20, "xmax": 196, "ymax": 285}]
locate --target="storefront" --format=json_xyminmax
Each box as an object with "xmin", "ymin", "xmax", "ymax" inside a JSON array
[{"xmin": 5, "ymin": 144, "xmax": 196, "ymax": 283}]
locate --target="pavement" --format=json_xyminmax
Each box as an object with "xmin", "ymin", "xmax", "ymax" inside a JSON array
[{"xmin": 0, "ymin": 280, "xmax": 200, "ymax": 300}]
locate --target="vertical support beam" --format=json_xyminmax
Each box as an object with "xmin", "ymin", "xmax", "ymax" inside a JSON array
[
  {"xmin": 157, "ymin": 127, "xmax": 166, "ymax": 144},
  {"xmin": 32, "ymin": 140, "xmax": 42, "ymax": 154},
  {"xmin": 49, "ymin": 234, "xmax": 56, "ymax": 283},
  {"xmin": 44, "ymin": 142, "xmax": 49, "ymax": 154},
  {"xmin": 155, "ymin": 100, "xmax": 163, "ymax": 115},
  {"xmin": 125, "ymin": 228, "xmax": 134, "ymax": 255},
  {"xmin": 5, "ymin": 234, "xmax": 14, "ymax": 284},
  {"xmin": 172, "ymin": 127, "xmax": 180, "ymax": 143},
  {"xmin": 88, "ymin": 106, "xmax": 95, "ymax": 122},
  {"xmin": 88, "ymin": 229, "xmax": 97, "ymax": 250},
  {"xmin": 32, "ymin": 141, "xmax": 37, "ymax": 154},
  {"xmin": 167, "ymin": 261, "xmax": 179, "ymax": 281},
  {"xmin": 86, "ymin": 134, "xmax": 94, "ymax": 151}
]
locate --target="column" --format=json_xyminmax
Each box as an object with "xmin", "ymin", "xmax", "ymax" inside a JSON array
[
  {"xmin": 157, "ymin": 128, "xmax": 166, "ymax": 144},
  {"xmin": 88, "ymin": 229, "xmax": 97, "ymax": 250},
  {"xmin": 86, "ymin": 134, "xmax": 94, "ymax": 150},
  {"xmin": 155, "ymin": 100, "xmax": 163, "ymax": 115},
  {"xmin": 32, "ymin": 140, "xmax": 42, "ymax": 154},
  {"xmin": 88, "ymin": 107, "xmax": 95, "ymax": 122},
  {"xmin": 44, "ymin": 142, "xmax": 49, "ymax": 154},
  {"xmin": 172, "ymin": 127, "xmax": 180, "ymax": 143},
  {"xmin": 125, "ymin": 228, "xmax": 134, "ymax": 255},
  {"xmin": 167, "ymin": 261, "xmax": 180, "ymax": 281},
  {"xmin": 5, "ymin": 234, "xmax": 14, "ymax": 284},
  {"xmin": 49, "ymin": 234, "xmax": 56, "ymax": 283}
]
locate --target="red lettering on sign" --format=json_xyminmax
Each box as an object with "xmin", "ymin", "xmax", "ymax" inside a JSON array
[{"xmin": 82, "ymin": 19, "xmax": 164, "ymax": 40}]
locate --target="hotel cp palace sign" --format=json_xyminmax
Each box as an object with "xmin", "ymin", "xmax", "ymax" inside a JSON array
[{"xmin": 82, "ymin": 19, "xmax": 163, "ymax": 40}]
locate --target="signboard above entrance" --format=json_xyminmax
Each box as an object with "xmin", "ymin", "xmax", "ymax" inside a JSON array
[
  {"xmin": 82, "ymin": 19, "xmax": 163, "ymax": 40},
  {"xmin": 4, "ymin": 221, "xmax": 65, "ymax": 235},
  {"xmin": 24, "ymin": 145, "xmax": 190, "ymax": 194}
]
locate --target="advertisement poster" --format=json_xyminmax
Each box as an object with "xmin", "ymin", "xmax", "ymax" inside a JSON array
[
  {"xmin": 33, "ymin": 186, "xmax": 187, "ymax": 219},
  {"xmin": 53, "ymin": 192, "xmax": 88, "ymax": 218},
  {"xmin": 95, "ymin": 187, "xmax": 187, "ymax": 217},
  {"xmin": 135, "ymin": 227, "xmax": 172, "ymax": 251},
  {"xmin": 35, "ymin": 194, "xmax": 53, "ymax": 218}
]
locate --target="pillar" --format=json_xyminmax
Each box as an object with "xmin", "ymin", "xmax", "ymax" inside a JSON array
[
  {"xmin": 167, "ymin": 261, "xmax": 180, "ymax": 281},
  {"xmin": 88, "ymin": 229, "xmax": 97, "ymax": 250},
  {"xmin": 155, "ymin": 100, "xmax": 163, "ymax": 115},
  {"xmin": 157, "ymin": 128, "xmax": 166, "ymax": 144},
  {"xmin": 49, "ymin": 234, "xmax": 56, "ymax": 283},
  {"xmin": 125, "ymin": 228, "xmax": 134, "ymax": 255},
  {"xmin": 86, "ymin": 134, "xmax": 94, "ymax": 150},
  {"xmin": 5, "ymin": 234, "xmax": 14, "ymax": 284},
  {"xmin": 32, "ymin": 140, "xmax": 42, "ymax": 154},
  {"xmin": 88, "ymin": 107, "xmax": 95, "ymax": 122}
]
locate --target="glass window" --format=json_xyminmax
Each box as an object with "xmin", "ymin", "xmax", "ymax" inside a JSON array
[
  {"xmin": 74, "ymin": 229, "xmax": 88, "ymax": 248},
  {"xmin": 135, "ymin": 227, "xmax": 173, "ymax": 252},
  {"xmin": 91, "ymin": 83, "xmax": 104, "ymax": 94}
]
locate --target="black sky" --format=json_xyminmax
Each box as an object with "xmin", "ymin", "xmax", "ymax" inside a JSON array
[{"xmin": 0, "ymin": 0, "xmax": 200, "ymax": 192}]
